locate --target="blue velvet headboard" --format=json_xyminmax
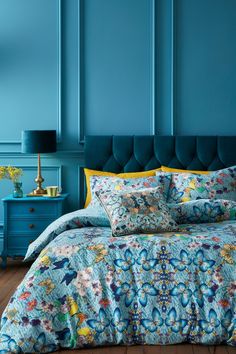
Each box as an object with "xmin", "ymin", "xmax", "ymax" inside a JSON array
[
  {"xmin": 85, "ymin": 135, "xmax": 236, "ymax": 172},
  {"xmin": 83, "ymin": 135, "xmax": 236, "ymax": 205}
]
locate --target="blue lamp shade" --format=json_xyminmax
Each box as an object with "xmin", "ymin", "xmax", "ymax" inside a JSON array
[{"xmin": 21, "ymin": 130, "xmax": 57, "ymax": 154}]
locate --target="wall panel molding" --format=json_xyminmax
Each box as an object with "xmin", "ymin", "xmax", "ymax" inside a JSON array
[
  {"xmin": 78, "ymin": 0, "xmax": 157, "ymax": 141},
  {"xmin": 170, "ymin": 0, "xmax": 176, "ymax": 136},
  {"xmin": 0, "ymin": 0, "xmax": 62, "ymax": 145},
  {"xmin": 0, "ymin": 151, "xmax": 84, "ymax": 159},
  {"xmin": 151, "ymin": 0, "xmax": 157, "ymax": 135},
  {"xmin": 57, "ymin": 0, "xmax": 62, "ymax": 142},
  {"xmin": 78, "ymin": 0, "xmax": 85, "ymax": 144}
]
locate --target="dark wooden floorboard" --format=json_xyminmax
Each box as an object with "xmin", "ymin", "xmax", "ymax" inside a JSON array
[
  {"xmin": 192, "ymin": 345, "xmax": 214, "ymax": 354},
  {"xmin": 226, "ymin": 348, "xmax": 236, "ymax": 354},
  {"xmin": 0, "ymin": 259, "xmax": 233, "ymax": 354}
]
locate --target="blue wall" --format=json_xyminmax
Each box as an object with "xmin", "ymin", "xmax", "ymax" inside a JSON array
[{"xmin": 1, "ymin": 0, "xmax": 236, "ymax": 235}]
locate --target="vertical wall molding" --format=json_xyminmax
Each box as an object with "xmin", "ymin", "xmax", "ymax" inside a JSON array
[
  {"xmin": 151, "ymin": 0, "xmax": 157, "ymax": 135},
  {"xmin": 78, "ymin": 0, "xmax": 85, "ymax": 144},
  {"xmin": 0, "ymin": 0, "xmax": 62, "ymax": 145},
  {"xmin": 57, "ymin": 0, "xmax": 62, "ymax": 142},
  {"xmin": 170, "ymin": 0, "xmax": 176, "ymax": 135}
]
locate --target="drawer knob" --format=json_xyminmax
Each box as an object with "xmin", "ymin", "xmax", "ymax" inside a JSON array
[
  {"xmin": 29, "ymin": 224, "xmax": 35, "ymax": 229},
  {"xmin": 29, "ymin": 207, "xmax": 35, "ymax": 213}
]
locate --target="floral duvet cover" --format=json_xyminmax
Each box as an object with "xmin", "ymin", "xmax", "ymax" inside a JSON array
[{"xmin": 0, "ymin": 207, "xmax": 235, "ymax": 353}]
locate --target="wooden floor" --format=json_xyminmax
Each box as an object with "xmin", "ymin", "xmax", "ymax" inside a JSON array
[{"xmin": 0, "ymin": 259, "xmax": 234, "ymax": 354}]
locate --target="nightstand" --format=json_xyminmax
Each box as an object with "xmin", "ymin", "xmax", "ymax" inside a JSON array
[{"xmin": 1, "ymin": 194, "xmax": 68, "ymax": 268}]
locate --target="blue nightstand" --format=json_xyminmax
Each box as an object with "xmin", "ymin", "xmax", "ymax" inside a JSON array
[{"xmin": 1, "ymin": 194, "xmax": 68, "ymax": 268}]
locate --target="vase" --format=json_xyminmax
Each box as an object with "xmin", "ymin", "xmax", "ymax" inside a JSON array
[{"xmin": 13, "ymin": 182, "xmax": 23, "ymax": 198}]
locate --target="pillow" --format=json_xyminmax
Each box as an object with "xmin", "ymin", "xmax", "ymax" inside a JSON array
[
  {"xmin": 161, "ymin": 166, "xmax": 209, "ymax": 174},
  {"xmin": 167, "ymin": 166, "xmax": 236, "ymax": 203},
  {"xmin": 96, "ymin": 187, "xmax": 179, "ymax": 237},
  {"xmin": 169, "ymin": 199, "xmax": 236, "ymax": 224},
  {"xmin": 89, "ymin": 173, "xmax": 171, "ymax": 210},
  {"xmin": 84, "ymin": 167, "xmax": 161, "ymax": 207}
]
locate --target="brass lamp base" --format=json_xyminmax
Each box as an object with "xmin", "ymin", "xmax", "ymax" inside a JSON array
[
  {"xmin": 28, "ymin": 153, "xmax": 47, "ymax": 196},
  {"xmin": 27, "ymin": 191, "xmax": 45, "ymax": 197},
  {"xmin": 32, "ymin": 187, "xmax": 47, "ymax": 195}
]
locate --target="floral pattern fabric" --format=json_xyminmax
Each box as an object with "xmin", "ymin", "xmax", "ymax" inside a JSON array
[
  {"xmin": 96, "ymin": 187, "xmax": 179, "ymax": 236},
  {"xmin": 0, "ymin": 208, "xmax": 236, "ymax": 352},
  {"xmin": 89, "ymin": 173, "xmax": 171, "ymax": 211},
  {"xmin": 169, "ymin": 199, "xmax": 236, "ymax": 224},
  {"xmin": 167, "ymin": 166, "xmax": 236, "ymax": 203}
]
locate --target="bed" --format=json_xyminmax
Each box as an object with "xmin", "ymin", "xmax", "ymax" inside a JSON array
[{"xmin": 0, "ymin": 135, "xmax": 235, "ymax": 353}]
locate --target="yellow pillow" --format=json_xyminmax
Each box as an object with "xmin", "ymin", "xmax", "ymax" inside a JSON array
[
  {"xmin": 161, "ymin": 166, "xmax": 209, "ymax": 174},
  {"xmin": 84, "ymin": 167, "xmax": 161, "ymax": 207}
]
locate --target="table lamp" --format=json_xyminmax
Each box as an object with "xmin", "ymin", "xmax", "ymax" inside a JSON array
[{"xmin": 21, "ymin": 130, "xmax": 57, "ymax": 195}]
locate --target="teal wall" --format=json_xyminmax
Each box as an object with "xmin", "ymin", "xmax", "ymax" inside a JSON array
[{"xmin": 1, "ymin": 0, "xmax": 236, "ymax": 235}]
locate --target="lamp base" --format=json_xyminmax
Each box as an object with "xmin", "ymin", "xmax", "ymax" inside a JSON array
[
  {"xmin": 27, "ymin": 189, "xmax": 47, "ymax": 197},
  {"xmin": 32, "ymin": 187, "xmax": 47, "ymax": 195}
]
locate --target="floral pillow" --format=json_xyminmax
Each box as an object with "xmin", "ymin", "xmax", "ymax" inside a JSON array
[
  {"xmin": 167, "ymin": 166, "xmax": 236, "ymax": 203},
  {"xmin": 169, "ymin": 199, "xmax": 236, "ymax": 224},
  {"xmin": 95, "ymin": 187, "xmax": 179, "ymax": 237},
  {"xmin": 89, "ymin": 173, "xmax": 171, "ymax": 210}
]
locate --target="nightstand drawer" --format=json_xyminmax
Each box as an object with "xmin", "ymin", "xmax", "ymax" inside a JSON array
[
  {"xmin": 7, "ymin": 218, "xmax": 54, "ymax": 234},
  {"xmin": 7, "ymin": 236, "xmax": 37, "ymax": 250},
  {"xmin": 8, "ymin": 202, "xmax": 58, "ymax": 217}
]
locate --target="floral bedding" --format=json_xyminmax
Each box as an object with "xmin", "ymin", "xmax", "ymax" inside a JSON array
[
  {"xmin": 89, "ymin": 173, "xmax": 171, "ymax": 210},
  {"xmin": 167, "ymin": 166, "xmax": 236, "ymax": 203},
  {"xmin": 169, "ymin": 199, "xmax": 236, "ymax": 224},
  {"xmin": 0, "ymin": 207, "xmax": 236, "ymax": 353}
]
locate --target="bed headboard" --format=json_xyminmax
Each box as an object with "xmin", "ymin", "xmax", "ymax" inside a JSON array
[
  {"xmin": 85, "ymin": 135, "xmax": 236, "ymax": 172},
  {"xmin": 82, "ymin": 135, "xmax": 236, "ymax": 205}
]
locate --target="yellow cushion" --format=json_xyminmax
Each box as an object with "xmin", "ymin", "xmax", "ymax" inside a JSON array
[
  {"xmin": 84, "ymin": 167, "xmax": 161, "ymax": 207},
  {"xmin": 161, "ymin": 166, "xmax": 210, "ymax": 175}
]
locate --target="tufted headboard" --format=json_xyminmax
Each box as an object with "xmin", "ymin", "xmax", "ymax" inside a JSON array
[
  {"xmin": 82, "ymin": 135, "xmax": 236, "ymax": 205},
  {"xmin": 85, "ymin": 135, "xmax": 236, "ymax": 171}
]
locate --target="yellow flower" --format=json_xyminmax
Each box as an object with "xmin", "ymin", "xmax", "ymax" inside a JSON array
[
  {"xmin": 100, "ymin": 249, "xmax": 108, "ymax": 256},
  {"xmin": 38, "ymin": 278, "xmax": 55, "ymax": 295},
  {"xmin": 95, "ymin": 254, "xmax": 104, "ymax": 263},
  {"xmin": 220, "ymin": 244, "xmax": 236, "ymax": 264},
  {"xmin": 0, "ymin": 166, "xmax": 7, "ymax": 180},
  {"xmin": 0, "ymin": 166, "xmax": 22, "ymax": 182},
  {"xmin": 6, "ymin": 308, "xmax": 17, "ymax": 319},
  {"xmin": 67, "ymin": 296, "xmax": 78, "ymax": 316},
  {"xmin": 88, "ymin": 244, "xmax": 104, "ymax": 251},
  {"xmin": 78, "ymin": 327, "xmax": 92, "ymax": 336},
  {"xmin": 189, "ymin": 181, "xmax": 196, "ymax": 189},
  {"xmin": 40, "ymin": 255, "xmax": 51, "ymax": 266},
  {"xmin": 182, "ymin": 197, "xmax": 191, "ymax": 202},
  {"xmin": 95, "ymin": 248, "xmax": 108, "ymax": 263}
]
